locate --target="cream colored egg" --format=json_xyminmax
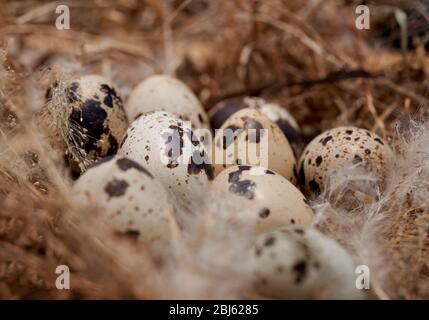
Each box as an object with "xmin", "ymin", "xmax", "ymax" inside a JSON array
[
  {"xmin": 298, "ymin": 126, "xmax": 394, "ymax": 196},
  {"xmin": 211, "ymin": 165, "xmax": 313, "ymax": 235},
  {"xmin": 49, "ymin": 74, "xmax": 128, "ymax": 175},
  {"xmin": 118, "ymin": 111, "xmax": 214, "ymax": 206},
  {"xmin": 126, "ymin": 75, "xmax": 209, "ymax": 129},
  {"xmin": 253, "ymin": 226, "xmax": 362, "ymax": 299},
  {"xmin": 72, "ymin": 156, "xmax": 174, "ymax": 245},
  {"xmin": 209, "ymin": 97, "xmax": 302, "ymax": 155},
  {"xmin": 213, "ymin": 108, "xmax": 296, "ymax": 183}
]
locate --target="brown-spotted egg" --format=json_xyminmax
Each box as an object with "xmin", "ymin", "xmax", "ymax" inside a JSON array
[
  {"xmin": 298, "ymin": 126, "xmax": 394, "ymax": 196},
  {"xmin": 60, "ymin": 75, "xmax": 128, "ymax": 175},
  {"xmin": 72, "ymin": 156, "xmax": 174, "ymax": 245},
  {"xmin": 213, "ymin": 108, "xmax": 297, "ymax": 183},
  {"xmin": 126, "ymin": 75, "xmax": 210, "ymax": 129},
  {"xmin": 209, "ymin": 97, "xmax": 302, "ymax": 155},
  {"xmin": 118, "ymin": 111, "xmax": 214, "ymax": 206},
  {"xmin": 211, "ymin": 165, "xmax": 313, "ymax": 235},
  {"xmin": 253, "ymin": 226, "xmax": 362, "ymax": 299}
]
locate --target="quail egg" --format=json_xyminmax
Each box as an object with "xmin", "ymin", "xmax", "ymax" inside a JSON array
[
  {"xmin": 126, "ymin": 74, "xmax": 210, "ymax": 129},
  {"xmin": 253, "ymin": 226, "xmax": 362, "ymax": 299},
  {"xmin": 118, "ymin": 111, "xmax": 214, "ymax": 206},
  {"xmin": 54, "ymin": 74, "xmax": 128, "ymax": 175},
  {"xmin": 209, "ymin": 97, "xmax": 302, "ymax": 155},
  {"xmin": 213, "ymin": 108, "xmax": 296, "ymax": 183},
  {"xmin": 72, "ymin": 156, "xmax": 174, "ymax": 245},
  {"xmin": 211, "ymin": 165, "xmax": 313, "ymax": 235},
  {"xmin": 298, "ymin": 126, "xmax": 394, "ymax": 196}
]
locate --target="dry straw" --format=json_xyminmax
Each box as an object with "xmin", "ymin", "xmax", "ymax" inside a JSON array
[{"xmin": 0, "ymin": 0, "xmax": 428, "ymax": 299}]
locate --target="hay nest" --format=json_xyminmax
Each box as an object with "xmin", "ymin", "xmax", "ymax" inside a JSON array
[{"xmin": 0, "ymin": 0, "xmax": 428, "ymax": 299}]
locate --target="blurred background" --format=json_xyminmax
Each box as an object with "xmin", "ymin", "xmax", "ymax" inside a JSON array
[{"xmin": 1, "ymin": 0, "xmax": 429, "ymax": 142}]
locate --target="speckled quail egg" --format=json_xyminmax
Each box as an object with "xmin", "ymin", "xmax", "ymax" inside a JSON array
[
  {"xmin": 118, "ymin": 111, "xmax": 214, "ymax": 206},
  {"xmin": 60, "ymin": 74, "xmax": 128, "ymax": 175},
  {"xmin": 72, "ymin": 156, "xmax": 174, "ymax": 245},
  {"xmin": 253, "ymin": 226, "xmax": 362, "ymax": 299},
  {"xmin": 213, "ymin": 108, "xmax": 297, "ymax": 183},
  {"xmin": 209, "ymin": 97, "xmax": 302, "ymax": 155},
  {"xmin": 298, "ymin": 126, "xmax": 394, "ymax": 196},
  {"xmin": 211, "ymin": 165, "xmax": 313, "ymax": 235},
  {"xmin": 126, "ymin": 74, "xmax": 210, "ymax": 129}
]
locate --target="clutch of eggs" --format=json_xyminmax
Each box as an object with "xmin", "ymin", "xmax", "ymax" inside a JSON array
[
  {"xmin": 209, "ymin": 96, "xmax": 302, "ymax": 155},
  {"xmin": 298, "ymin": 126, "xmax": 394, "ymax": 196},
  {"xmin": 46, "ymin": 74, "xmax": 129, "ymax": 176},
  {"xmin": 126, "ymin": 74, "xmax": 210, "ymax": 129},
  {"xmin": 213, "ymin": 108, "xmax": 297, "ymax": 183},
  {"xmin": 72, "ymin": 156, "xmax": 175, "ymax": 245},
  {"xmin": 253, "ymin": 226, "xmax": 362, "ymax": 299},
  {"xmin": 118, "ymin": 111, "xmax": 214, "ymax": 207},
  {"xmin": 211, "ymin": 165, "xmax": 313, "ymax": 235}
]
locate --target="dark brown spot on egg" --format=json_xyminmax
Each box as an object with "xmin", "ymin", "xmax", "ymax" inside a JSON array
[
  {"xmin": 315, "ymin": 156, "xmax": 323, "ymax": 166},
  {"xmin": 210, "ymin": 100, "xmax": 247, "ymax": 129},
  {"xmin": 100, "ymin": 84, "xmax": 121, "ymax": 108},
  {"xmin": 365, "ymin": 149, "xmax": 371, "ymax": 155},
  {"xmin": 69, "ymin": 99, "xmax": 108, "ymax": 153},
  {"xmin": 243, "ymin": 117, "xmax": 264, "ymax": 143},
  {"xmin": 264, "ymin": 236, "xmax": 275, "ymax": 246},
  {"xmin": 198, "ymin": 113, "xmax": 204, "ymax": 123},
  {"xmin": 265, "ymin": 169, "xmax": 275, "ymax": 175},
  {"xmin": 374, "ymin": 137, "xmax": 385, "ymax": 145},
  {"xmin": 321, "ymin": 135, "xmax": 333, "ymax": 146},
  {"xmin": 259, "ymin": 207, "xmax": 270, "ymax": 218},
  {"xmin": 116, "ymin": 158, "xmax": 153, "ymax": 178},
  {"xmin": 353, "ymin": 154, "xmax": 363, "ymax": 164},
  {"xmin": 276, "ymin": 119, "xmax": 301, "ymax": 144},
  {"xmin": 294, "ymin": 228, "xmax": 305, "ymax": 235},
  {"xmin": 228, "ymin": 179, "xmax": 256, "ymax": 199},
  {"xmin": 345, "ymin": 130, "xmax": 353, "ymax": 135},
  {"xmin": 124, "ymin": 229, "xmax": 140, "ymax": 241},
  {"xmin": 104, "ymin": 178, "xmax": 129, "ymax": 198},
  {"xmin": 293, "ymin": 260, "xmax": 307, "ymax": 284},
  {"xmin": 228, "ymin": 165, "xmax": 252, "ymax": 183}
]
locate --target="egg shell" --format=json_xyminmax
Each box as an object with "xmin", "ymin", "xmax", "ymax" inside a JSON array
[
  {"xmin": 209, "ymin": 97, "xmax": 302, "ymax": 154},
  {"xmin": 253, "ymin": 226, "xmax": 362, "ymax": 299},
  {"xmin": 72, "ymin": 156, "xmax": 174, "ymax": 245},
  {"xmin": 211, "ymin": 165, "xmax": 313, "ymax": 235},
  {"xmin": 298, "ymin": 126, "xmax": 394, "ymax": 196},
  {"xmin": 118, "ymin": 111, "xmax": 214, "ymax": 206},
  {"xmin": 126, "ymin": 75, "xmax": 210, "ymax": 129},
  {"xmin": 213, "ymin": 108, "xmax": 297, "ymax": 183},
  {"xmin": 64, "ymin": 74, "xmax": 128, "ymax": 175}
]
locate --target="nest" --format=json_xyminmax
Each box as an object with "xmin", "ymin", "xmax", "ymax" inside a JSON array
[{"xmin": 0, "ymin": 0, "xmax": 429, "ymax": 299}]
